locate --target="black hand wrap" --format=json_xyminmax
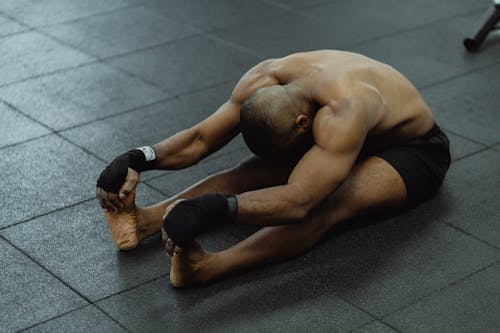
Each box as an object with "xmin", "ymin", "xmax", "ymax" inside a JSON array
[
  {"xmin": 96, "ymin": 149, "xmax": 156, "ymax": 193},
  {"xmin": 163, "ymin": 194, "xmax": 238, "ymax": 246}
]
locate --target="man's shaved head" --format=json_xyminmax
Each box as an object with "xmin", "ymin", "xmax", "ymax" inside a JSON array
[{"xmin": 240, "ymin": 85, "xmax": 312, "ymax": 157}]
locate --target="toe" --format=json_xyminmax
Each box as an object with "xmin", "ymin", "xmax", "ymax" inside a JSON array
[{"xmin": 166, "ymin": 238, "xmax": 176, "ymax": 256}]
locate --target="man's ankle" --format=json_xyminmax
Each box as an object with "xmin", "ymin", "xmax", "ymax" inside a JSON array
[{"xmin": 137, "ymin": 207, "xmax": 163, "ymax": 239}]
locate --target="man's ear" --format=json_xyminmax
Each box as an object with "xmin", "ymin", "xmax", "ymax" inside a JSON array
[{"xmin": 295, "ymin": 114, "xmax": 310, "ymax": 129}]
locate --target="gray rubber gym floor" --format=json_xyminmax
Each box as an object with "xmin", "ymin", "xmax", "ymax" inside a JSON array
[{"xmin": 1, "ymin": 0, "xmax": 499, "ymax": 332}]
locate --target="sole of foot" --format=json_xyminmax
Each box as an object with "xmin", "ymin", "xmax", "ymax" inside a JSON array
[
  {"xmin": 104, "ymin": 190, "xmax": 141, "ymax": 251},
  {"xmin": 169, "ymin": 239, "xmax": 213, "ymax": 288}
]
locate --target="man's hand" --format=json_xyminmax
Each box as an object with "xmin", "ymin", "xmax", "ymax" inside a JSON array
[
  {"xmin": 96, "ymin": 147, "xmax": 156, "ymax": 213},
  {"xmin": 96, "ymin": 167, "xmax": 139, "ymax": 213}
]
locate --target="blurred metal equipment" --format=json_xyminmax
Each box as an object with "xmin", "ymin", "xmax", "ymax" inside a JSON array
[{"xmin": 463, "ymin": 0, "xmax": 500, "ymax": 51}]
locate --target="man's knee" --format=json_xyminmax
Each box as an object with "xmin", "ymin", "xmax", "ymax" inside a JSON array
[{"xmin": 298, "ymin": 209, "xmax": 334, "ymax": 240}]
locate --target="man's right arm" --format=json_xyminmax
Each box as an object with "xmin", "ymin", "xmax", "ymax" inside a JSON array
[
  {"xmin": 152, "ymin": 99, "xmax": 241, "ymax": 170},
  {"xmin": 97, "ymin": 59, "xmax": 279, "ymax": 212},
  {"xmin": 153, "ymin": 58, "xmax": 280, "ymax": 169},
  {"xmin": 97, "ymin": 99, "xmax": 242, "ymax": 212}
]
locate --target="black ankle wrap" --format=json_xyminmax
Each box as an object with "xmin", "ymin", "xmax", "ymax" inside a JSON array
[{"xmin": 163, "ymin": 194, "xmax": 238, "ymax": 246}]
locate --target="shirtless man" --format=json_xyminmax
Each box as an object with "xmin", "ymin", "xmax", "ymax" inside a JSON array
[{"xmin": 96, "ymin": 50, "xmax": 451, "ymax": 288}]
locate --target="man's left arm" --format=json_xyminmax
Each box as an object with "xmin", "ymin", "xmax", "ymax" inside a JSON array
[
  {"xmin": 162, "ymin": 102, "xmax": 368, "ymax": 246},
  {"xmin": 236, "ymin": 103, "xmax": 368, "ymax": 226}
]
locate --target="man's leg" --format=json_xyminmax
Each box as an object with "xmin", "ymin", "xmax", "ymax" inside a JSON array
[
  {"xmin": 105, "ymin": 155, "xmax": 297, "ymax": 250},
  {"xmin": 167, "ymin": 156, "xmax": 408, "ymax": 287}
]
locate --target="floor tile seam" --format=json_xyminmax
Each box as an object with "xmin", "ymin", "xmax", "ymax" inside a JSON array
[
  {"xmin": 2, "ymin": 128, "xmax": 244, "ymax": 231},
  {"xmin": 3, "ymin": 32, "xmax": 257, "ymax": 134},
  {"xmin": 23, "ymin": 17, "xmax": 215, "ymax": 95},
  {"xmin": 0, "ymin": 3, "xmax": 140, "ymax": 30},
  {"xmin": 53, "ymin": 76, "xmax": 235, "ymax": 135},
  {"xmin": 54, "ymin": 94, "xmax": 178, "ymax": 134},
  {"xmin": 0, "ymin": 59, "xmax": 100, "ymax": 91},
  {"xmin": 28, "ymin": 3, "xmax": 143, "ymax": 30},
  {"xmin": 16, "ymin": 303, "xmax": 91, "ymax": 333},
  {"xmin": 2, "ymin": 81, "xmax": 179, "ymax": 138},
  {"xmin": 0, "ymin": 132, "xmax": 54, "ymax": 151},
  {"xmin": 4, "ymin": 62, "xmax": 238, "ymax": 143},
  {"xmin": 90, "ymin": 303, "xmax": 133, "ymax": 333},
  {"xmin": 88, "ymin": 232, "xmax": 246, "ymax": 303},
  {"xmin": 0, "ymin": 26, "xmax": 168, "ymax": 95},
  {"xmin": 0, "ymin": 105, "xmax": 113, "ymax": 171},
  {"xmin": 316, "ymin": 222, "xmax": 499, "ymax": 324},
  {"xmin": 379, "ymin": 258, "xmax": 500, "ymax": 321},
  {"xmin": 205, "ymin": 33, "xmax": 268, "ymax": 60},
  {"xmin": 91, "ymin": 273, "xmax": 169, "ymax": 305},
  {"xmin": 0, "ymin": 197, "xmax": 95, "ymax": 232},
  {"xmin": 348, "ymin": 319, "xmax": 403, "ymax": 333},
  {"xmin": 48, "ymin": 78, "xmax": 236, "ymax": 150},
  {"xmin": 419, "ymin": 58, "xmax": 500, "ymax": 92},
  {"xmin": 451, "ymin": 146, "xmax": 491, "ymax": 163},
  {"xmin": 98, "ymin": 61, "xmax": 171, "ymax": 96},
  {"xmin": 205, "ymin": 6, "xmax": 487, "ymax": 62},
  {"xmin": 209, "ymin": 0, "xmax": 485, "ymax": 51},
  {"xmin": 324, "ymin": 292, "xmax": 404, "ymax": 333},
  {"xmin": 16, "ymin": 301, "xmax": 132, "ymax": 333},
  {"xmin": 347, "ymin": 320, "xmax": 385, "ymax": 333},
  {"xmin": 0, "ymin": 27, "xmax": 35, "ymax": 39},
  {"xmin": 0, "ymin": 10, "xmax": 31, "ymax": 29},
  {"xmin": 314, "ymin": 265, "xmax": 406, "ymax": 332},
  {"xmin": 0, "ymin": 233, "xmax": 93, "ymax": 302},
  {"xmin": 442, "ymin": 127, "xmax": 490, "ymax": 147},
  {"xmin": 162, "ymin": 3, "xmax": 296, "ymax": 36},
  {"xmin": 337, "ymin": 6, "xmax": 490, "ymax": 51},
  {"xmin": 168, "ymin": 78, "xmax": 236, "ymax": 100},
  {"xmin": 31, "ymin": 26, "xmax": 180, "ymax": 93},
  {"xmin": 55, "ymin": 133, "xmax": 108, "ymax": 163},
  {"xmin": 228, "ymin": 240, "xmax": 396, "ymax": 330},
  {"xmin": 100, "ymin": 37, "xmax": 262, "ymax": 95},
  {"xmin": 441, "ymin": 222, "xmax": 500, "ymax": 251},
  {"xmin": 81, "ymin": 34, "xmax": 240, "ymax": 96},
  {"xmin": 205, "ymin": 8, "xmax": 307, "ymax": 57},
  {"xmin": 0, "ymin": 99, "xmax": 57, "ymax": 133},
  {"xmin": 98, "ymin": 30, "xmax": 205, "ymax": 63},
  {"xmin": 3, "ymin": 13, "xmax": 260, "ymax": 94},
  {"xmin": 265, "ymin": 0, "xmax": 334, "ymax": 11},
  {"xmin": 0, "ymin": 184, "xmax": 165, "ymax": 233},
  {"xmin": 258, "ymin": 0, "xmax": 293, "ymax": 10}
]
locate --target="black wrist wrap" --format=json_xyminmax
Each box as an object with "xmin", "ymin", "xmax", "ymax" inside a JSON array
[
  {"xmin": 163, "ymin": 194, "xmax": 238, "ymax": 246},
  {"xmin": 96, "ymin": 149, "xmax": 156, "ymax": 193},
  {"xmin": 127, "ymin": 149, "xmax": 156, "ymax": 173}
]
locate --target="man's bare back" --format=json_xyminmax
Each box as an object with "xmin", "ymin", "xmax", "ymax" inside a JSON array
[{"xmin": 243, "ymin": 50, "xmax": 435, "ymax": 147}]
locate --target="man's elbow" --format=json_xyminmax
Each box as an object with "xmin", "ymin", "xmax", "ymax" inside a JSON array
[
  {"xmin": 283, "ymin": 186, "xmax": 316, "ymax": 222},
  {"xmin": 190, "ymin": 126, "xmax": 210, "ymax": 160},
  {"xmin": 293, "ymin": 206, "xmax": 309, "ymax": 222},
  {"xmin": 289, "ymin": 200, "xmax": 314, "ymax": 222}
]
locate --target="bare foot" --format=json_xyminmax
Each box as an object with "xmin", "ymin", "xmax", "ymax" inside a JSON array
[
  {"xmin": 166, "ymin": 238, "xmax": 214, "ymax": 288},
  {"xmin": 104, "ymin": 190, "xmax": 142, "ymax": 251}
]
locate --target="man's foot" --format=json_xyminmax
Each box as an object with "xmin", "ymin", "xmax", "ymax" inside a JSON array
[
  {"xmin": 104, "ymin": 190, "xmax": 143, "ymax": 250},
  {"xmin": 166, "ymin": 238, "xmax": 214, "ymax": 288}
]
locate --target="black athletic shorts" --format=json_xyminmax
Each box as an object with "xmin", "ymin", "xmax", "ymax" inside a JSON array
[{"xmin": 360, "ymin": 123, "xmax": 451, "ymax": 206}]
